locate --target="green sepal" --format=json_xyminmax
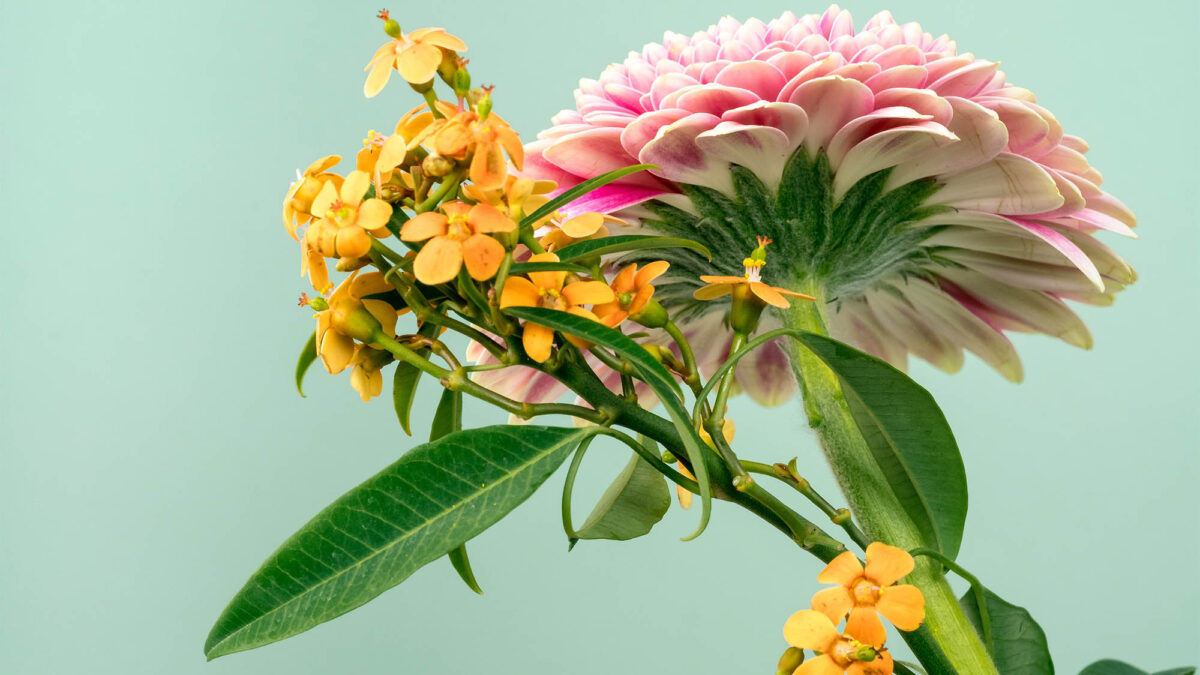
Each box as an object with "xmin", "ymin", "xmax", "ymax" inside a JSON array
[{"xmin": 295, "ymin": 331, "xmax": 318, "ymax": 398}]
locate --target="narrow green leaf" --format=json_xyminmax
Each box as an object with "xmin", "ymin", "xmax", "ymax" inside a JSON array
[
  {"xmin": 295, "ymin": 331, "xmax": 317, "ymax": 398},
  {"xmin": 553, "ymin": 234, "xmax": 712, "ymax": 264},
  {"xmin": 795, "ymin": 332, "xmax": 967, "ymax": 559},
  {"xmin": 429, "ymin": 388, "xmax": 462, "ymax": 442},
  {"xmin": 204, "ymin": 425, "xmax": 597, "ymax": 659},
  {"xmin": 507, "ymin": 261, "xmax": 593, "ymax": 277},
  {"xmin": 501, "ymin": 306, "xmax": 713, "ymax": 540},
  {"xmin": 519, "ymin": 164, "xmax": 656, "ymax": 228},
  {"xmin": 575, "ymin": 451, "xmax": 671, "ymax": 543},
  {"xmin": 893, "ymin": 662, "xmax": 924, "ymax": 675},
  {"xmin": 392, "ymin": 359, "xmax": 425, "ymax": 436},
  {"xmin": 1080, "ymin": 660, "xmax": 1195, "ymax": 675},
  {"xmin": 447, "ymin": 544, "xmax": 483, "ymax": 595},
  {"xmin": 959, "ymin": 588, "xmax": 1053, "ymax": 675}
]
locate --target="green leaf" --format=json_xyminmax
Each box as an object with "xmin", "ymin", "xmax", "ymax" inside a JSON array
[
  {"xmin": 573, "ymin": 451, "xmax": 671, "ymax": 543},
  {"xmin": 204, "ymin": 425, "xmax": 596, "ymax": 659},
  {"xmin": 553, "ymin": 234, "xmax": 712, "ymax": 264},
  {"xmin": 1080, "ymin": 660, "xmax": 1196, "ymax": 675},
  {"xmin": 959, "ymin": 588, "xmax": 1053, "ymax": 675},
  {"xmin": 519, "ymin": 164, "xmax": 657, "ymax": 228},
  {"xmin": 392, "ymin": 360, "xmax": 424, "ymax": 436},
  {"xmin": 501, "ymin": 306, "xmax": 713, "ymax": 540},
  {"xmin": 794, "ymin": 332, "xmax": 967, "ymax": 559},
  {"xmin": 507, "ymin": 261, "xmax": 593, "ymax": 277},
  {"xmin": 447, "ymin": 544, "xmax": 483, "ymax": 595},
  {"xmin": 893, "ymin": 662, "xmax": 924, "ymax": 675},
  {"xmin": 295, "ymin": 331, "xmax": 317, "ymax": 398}
]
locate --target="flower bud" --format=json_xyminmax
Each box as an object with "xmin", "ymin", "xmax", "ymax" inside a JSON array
[
  {"xmin": 641, "ymin": 344, "xmax": 667, "ymax": 362},
  {"xmin": 308, "ymin": 297, "xmax": 330, "ymax": 311},
  {"xmin": 728, "ymin": 283, "xmax": 766, "ymax": 335},
  {"xmin": 336, "ymin": 256, "xmax": 369, "ymax": 272},
  {"xmin": 475, "ymin": 87, "xmax": 493, "ymax": 120},
  {"xmin": 377, "ymin": 10, "xmax": 402, "ymax": 38},
  {"xmin": 631, "ymin": 297, "xmax": 668, "ymax": 329},
  {"xmin": 853, "ymin": 646, "xmax": 878, "ymax": 662},
  {"xmin": 452, "ymin": 66, "xmax": 471, "ymax": 94},
  {"xmin": 777, "ymin": 646, "xmax": 805, "ymax": 675},
  {"xmin": 422, "ymin": 154, "xmax": 455, "ymax": 178}
]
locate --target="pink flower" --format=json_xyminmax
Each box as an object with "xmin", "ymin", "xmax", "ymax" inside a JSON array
[{"xmin": 476, "ymin": 6, "xmax": 1136, "ymax": 407}]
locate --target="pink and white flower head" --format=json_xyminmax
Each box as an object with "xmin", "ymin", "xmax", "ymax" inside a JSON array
[{"xmin": 477, "ymin": 6, "xmax": 1137, "ymax": 407}]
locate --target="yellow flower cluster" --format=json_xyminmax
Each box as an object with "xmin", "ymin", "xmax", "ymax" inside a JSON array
[{"xmin": 780, "ymin": 544, "xmax": 926, "ymax": 675}]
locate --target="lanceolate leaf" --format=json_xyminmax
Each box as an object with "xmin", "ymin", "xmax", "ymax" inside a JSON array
[
  {"xmin": 392, "ymin": 359, "xmax": 425, "ymax": 436},
  {"xmin": 574, "ymin": 451, "xmax": 671, "ymax": 543},
  {"xmin": 553, "ymin": 234, "xmax": 712, "ymax": 264},
  {"xmin": 428, "ymin": 388, "xmax": 481, "ymax": 595},
  {"xmin": 959, "ymin": 588, "xmax": 1053, "ymax": 674},
  {"xmin": 447, "ymin": 544, "xmax": 483, "ymax": 595},
  {"xmin": 794, "ymin": 332, "xmax": 968, "ymax": 560},
  {"xmin": 204, "ymin": 425, "xmax": 597, "ymax": 659},
  {"xmin": 295, "ymin": 331, "xmax": 317, "ymax": 398},
  {"xmin": 519, "ymin": 164, "xmax": 656, "ymax": 228},
  {"xmin": 1080, "ymin": 660, "xmax": 1196, "ymax": 675},
  {"xmin": 501, "ymin": 307, "xmax": 713, "ymax": 540},
  {"xmin": 507, "ymin": 261, "xmax": 593, "ymax": 277}
]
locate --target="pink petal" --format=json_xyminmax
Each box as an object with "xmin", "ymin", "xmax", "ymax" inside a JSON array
[
  {"xmin": 620, "ymin": 108, "xmax": 691, "ymax": 158},
  {"xmin": 734, "ymin": 336, "xmax": 797, "ymax": 406},
  {"xmin": 695, "ymin": 122, "xmax": 792, "ymax": 189},
  {"xmin": 826, "ymin": 106, "xmax": 934, "ymax": 169},
  {"xmin": 787, "ymin": 76, "xmax": 875, "ymax": 152},
  {"xmin": 930, "ymin": 153, "xmax": 1065, "ymax": 216},
  {"xmin": 713, "ymin": 60, "xmax": 788, "ymax": 100},
  {"xmin": 832, "ymin": 121, "xmax": 957, "ymax": 198},
  {"xmin": 638, "ymin": 112, "xmax": 732, "ymax": 193},
  {"xmin": 721, "ymin": 101, "xmax": 809, "ymax": 147},
  {"xmin": 886, "ymin": 97, "xmax": 1009, "ymax": 189}
]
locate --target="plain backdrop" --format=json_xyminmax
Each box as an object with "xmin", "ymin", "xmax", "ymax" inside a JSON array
[{"xmin": 2, "ymin": 0, "xmax": 1197, "ymax": 673}]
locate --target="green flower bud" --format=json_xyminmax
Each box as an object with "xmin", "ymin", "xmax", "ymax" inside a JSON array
[
  {"xmin": 422, "ymin": 154, "xmax": 455, "ymax": 178},
  {"xmin": 631, "ymin": 297, "xmax": 669, "ymax": 329},
  {"xmin": 452, "ymin": 67, "xmax": 471, "ymax": 94},
  {"xmin": 728, "ymin": 283, "xmax": 766, "ymax": 335},
  {"xmin": 383, "ymin": 18, "xmax": 401, "ymax": 38},
  {"xmin": 777, "ymin": 646, "xmax": 805, "ymax": 674}
]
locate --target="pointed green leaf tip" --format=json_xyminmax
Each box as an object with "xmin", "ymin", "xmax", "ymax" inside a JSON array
[
  {"xmin": 959, "ymin": 588, "xmax": 1052, "ymax": 674},
  {"xmin": 204, "ymin": 425, "xmax": 596, "ymax": 659},
  {"xmin": 1080, "ymin": 660, "xmax": 1196, "ymax": 675},
  {"xmin": 295, "ymin": 331, "xmax": 318, "ymax": 398}
]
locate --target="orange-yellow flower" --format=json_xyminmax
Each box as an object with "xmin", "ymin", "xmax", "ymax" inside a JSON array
[
  {"xmin": 312, "ymin": 271, "xmax": 400, "ymax": 376},
  {"xmin": 498, "ymin": 252, "xmax": 616, "ymax": 362},
  {"xmin": 811, "ymin": 544, "xmax": 926, "ymax": 648},
  {"xmin": 693, "ymin": 236, "xmax": 815, "ymax": 309},
  {"xmin": 364, "ymin": 13, "xmax": 466, "ymax": 96},
  {"xmin": 410, "ymin": 106, "xmax": 523, "ymax": 190},
  {"xmin": 284, "ymin": 155, "xmax": 343, "ymax": 239},
  {"xmin": 400, "ymin": 201, "xmax": 515, "ymax": 284},
  {"xmin": 357, "ymin": 105, "xmax": 435, "ymax": 179},
  {"xmin": 594, "ymin": 260, "xmax": 670, "ymax": 326},
  {"xmin": 783, "ymin": 610, "xmax": 894, "ymax": 675},
  {"xmin": 349, "ymin": 345, "xmax": 392, "ymax": 402},
  {"xmin": 537, "ymin": 211, "xmax": 615, "ymax": 251},
  {"xmin": 462, "ymin": 176, "xmax": 557, "ymax": 221},
  {"xmin": 302, "ymin": 170, "xmax": 394, "ymax": 292}
]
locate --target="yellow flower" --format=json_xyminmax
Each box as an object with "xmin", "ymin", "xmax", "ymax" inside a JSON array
[
  {"xmin": 498, "ymin": 252, "xmax": 616, "ymax": 362},
  {"xmin": 811, "ymin": 544, "xmax": 926, "ymax": 648},
  {"xmin": 693, "ymin": 236, "xmax": 815, "ymax": 309},
  {"xmin": 312, "ymin": 271, "xmax": 400, "ymax": 376},
  {"xmin": 283, "ymin": 155, "xmax": 343, "ymax": 239},
  {"xmin": 302, "ymin": 170, "xmax": 394, "ymax": 292},
  {"xmin": 400, "ymin": 201, "xmax": 516, "ymax": 285},
  {"xmin": 783, "ymin": 610, "xmax": 894, "ymax": 675},
  {"xmin": 462, "ymin": 176, "xmax": 557, "ymax": 221},
  {"xmin": 364, "ymin": 12, "xmax": 466, "ymax": 96},
  {"xmin": 410, "ymin": 105, "xmax": 524, "ymax": 190},
  {"xmin": 593, "ymin": 260, "xmax": 670, "ymax": 326},
  {"xmin": 356, "ymin": 104, "xmax": 435, "ymax": 181},
  {"xmin": 537, "ymin": 211, "xmax": 614, "ymax": 251},
  {"xmin": 349, "ymin": 346, "xmax": 392, "ymax": 402}
]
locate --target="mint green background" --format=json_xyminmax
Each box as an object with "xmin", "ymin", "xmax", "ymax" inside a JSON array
[{"xmin": 3, "ymin": 0, "xmax": 1197, "ymax": 672}]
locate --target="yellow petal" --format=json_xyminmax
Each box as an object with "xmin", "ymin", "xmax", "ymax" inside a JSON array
[
  {"xmin": 522, "ymin": 321, "xmax": 555, "ymax": 363},
  {"xmin": 364, "ymin": 57, "xmax": 393, "ymax": 98},
  {"xmin": 876, "ymin": 584, "xmax": 925, "ymax": 632},
  {"xmin": 817, "ymin": 550, "xmax": 865, "ymax": 585},
  {"xmin": 310, "ymin": 181, "xmax": 338, "ymax": 221},
  {"xmin": 699, "ymin": 275, "xmax": 747, "ymax": 284},
  {"xmin": 499, "ymin": 276, "xmax": 540, "ymax": 309},
  {"xmin": 340, "ymin": 170, "xmax": 370, "ymax": 205},
  {"xmin": 527, "ymin": 252, "xmax": 566, "ymax": 291},
  {"xmin": 692, "ymin": 283, "xmax": 733, "ymax": 301},
  {"xmin": 395, "ymin": 42, "xmax": 441, "ymax": 84},
  {"xmin": 468, "ymin": 203, "xmax": 516, "ymax": 233},
  {"xmin": 307, "ymin": 155, "xmax": 341, "ymax": 175},
  {"xmin": 358, "ymin": 198, "xmax": 393, "ymax": 235},
  {"xmin": 610, "ymin": 264, "xmax": 638, "ymax": 294},
  {"xmin": 319, "ymin": 331, "xmax": 355, "ymax": 375},
  {"xmin": 563, "ymin": 280, "xmax": 616, "ymax": 307},
  {"xmin": 796, "ymin": 655, "xmax": 845, "ymax": 675},
  {"xmin": 362, "ymin": 299, "xmax": 398, "ymax": 338},
  {"xmin": 470, "ymin": 138, "xmax": 508, "ymax": 190},
  {"xmin": 811, "ymin": 586, "xmax": 854, "ymax": 624},
  {"xmin": 335, "ymin": 226, "xmax": 371, "ymax": 259},
  {"xmin": 376, "ymin": 134, "xmax": 408, "ymax": 173},
  {"xmin": 350, "ymin": 271, "xmax": 394, "ymax": 298},
  {"xmin": 782, "ymin": 610, "xmax": 838, "ymax": 652},
  {"xmin": 400, "ymin": 212, "xmax": 448, "ymax": 242},
  {"xmin": 864, "ymin": 543, "xmax": 914, "ymax": 587},
  {"xmin": 750, "ymin": 281, "xmax": 791, "ymax": 308},
  {"xmin": 411, "ymin": 28, "xmax": 467, "ymax": 52},
  {"xmin": 676, "ymin": 463, "xmax": 695, "ymax": 509},
  {"xmin": 635, "ymin": 260, "xmax": 670, "ymax": 287},
  {"xmin": 462, "ymin": 234, "xmax": 505, "ymax": 281},
  {"xmin": 560, "ymin": 212, "xmax": 604, "ymax": 238},
  {"xmin": 845, "ymin": 607, "xmax": 888, "ymax": 648},
  {"xmin": 413, "ymin": 236, "xmax": 463, "ymax": 285}
]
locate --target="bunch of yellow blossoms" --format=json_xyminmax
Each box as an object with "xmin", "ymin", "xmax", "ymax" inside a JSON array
[
  {"xmin": 281, "ymin": 10, "xmax": 673, "ymax": 402},
  {"xmin": 778, "ymin": 544, "xmax": 926, "ymax": 675}
]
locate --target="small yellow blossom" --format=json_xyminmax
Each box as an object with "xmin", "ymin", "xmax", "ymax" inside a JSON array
[
  {"xmin": 284, "ymin": 155, "xmax": 343, "ymax": 239},
  {"xmin": 694, "ymin": 237, "xmax": 814, "ymax": 309},
  {"xmin": 364, "ymin": 11, "xmax": 467, "ymax": 96},
  {"xmin": 783, "ymin": 610, "xmax": 894, "ymax": 675},
  {"xmin": 811, "ymin": 544, "xmax": 926, "ymax": 648},
  {"xmin": 356, "ymin": 105, "xmax": 434, "ymax": 181},
  {"xmin": 409, "ymin": 104, "xmax": 523, "ymax": 190},
  {"xmin": 462, "ymin": 176, "xmax": 557, "ymax": 221},
  {"xmin": 400, "ymin": 201, "xmax": 516, "ymax": 285},
  {"xmin": 349, "ymin": 345, "xmax": 392, "ymax": 402},
  {"xmin": 593, "ymin": 260, "xmax": 670, "ymax": 327},
  {"xmin": 311, "ymin": 271, "xmax": 401, "ymax": 376},
  {"xmin": 302, "ymin": 170, "xmax": 394, "ymax": 292},
  {"xmin": 498, "ymin": 252, "xmax": 616, "ymax": 362}
]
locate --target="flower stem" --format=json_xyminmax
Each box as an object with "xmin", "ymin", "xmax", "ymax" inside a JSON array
[{"xmin": 780, "ymin": 282, "xmax": 997, "ymax": 675}]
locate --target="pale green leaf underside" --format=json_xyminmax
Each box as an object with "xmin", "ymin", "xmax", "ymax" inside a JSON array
[
  {"xmin": 204, "ymin": 425, "xmax": 595, "ymax": 659},
  {"xmin": 574, "ymin": 452, "xmax": 670, "ymax": 542}
]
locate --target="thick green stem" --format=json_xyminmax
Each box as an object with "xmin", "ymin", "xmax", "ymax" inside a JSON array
[{"xmin": 781, "ymin": 282, "xmax": 997, "ymax": 675}]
